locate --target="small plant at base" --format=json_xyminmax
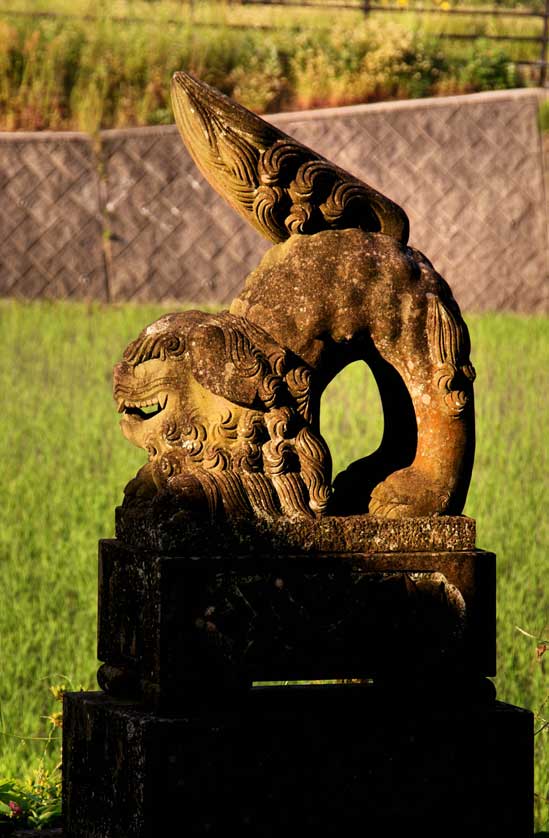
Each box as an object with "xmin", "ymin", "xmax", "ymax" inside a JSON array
[
  {"xmin": 0, "ymin": 771, "xmax": 62, "ymax": 832},
  {"xmin": 516, "ymin": 624, "xmax": 549, "ymax": 828},
  {"xmin": 0, "ymin": 680, "xmax": 84, "ymax": 833}
]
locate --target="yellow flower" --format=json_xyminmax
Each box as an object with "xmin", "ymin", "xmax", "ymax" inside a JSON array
[{"xmin": 49, "ymin": 684, "xmax": 67, "ymax": 702}]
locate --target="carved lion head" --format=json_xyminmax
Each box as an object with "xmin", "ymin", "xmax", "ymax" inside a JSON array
[{"xmin": 114, "ymin": 310, "xmax": 332, "ymax": 519}]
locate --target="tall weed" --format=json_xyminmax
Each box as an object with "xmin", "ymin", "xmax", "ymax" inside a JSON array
[{"xmin": 0, "ymin": 8, "xmax": 525, "ymax": 131}]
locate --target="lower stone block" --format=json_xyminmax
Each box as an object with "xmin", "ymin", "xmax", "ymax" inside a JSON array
[
  {"xmin": 63, "ymin": 688, "xmax": 533, "ymax": 837},
  {"xmin": 98, "ymin": 539, "xmax": 495, "ymax": 706}
]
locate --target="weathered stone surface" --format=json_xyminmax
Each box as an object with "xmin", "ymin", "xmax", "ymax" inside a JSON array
[
  {"xmin": 113, "ymin": 308, "xmax": 335, "ymax": 520},
  {"xmin": 102, "ymin": 75, "xmax": 489, "ymax": 709},
  {"xmin": 97, "ymin": 538, "xmax": 494, "ymax": 705},
  {"xmin": 231, "ymin": 229, "xmax": 475, "ymax": 518},
  {"xmin": 116, "ymin": 503, "xmax": 476, "ymax": 554},
  {"xmin": 114, "ymin": 74, "xmax": 476, "ymax": 522},
  {"xmin": 61, "ymin": 77, "xmax": 535, "ymax": 838},
  {"xmin": 63, "ymin": 689, "xmax": 534, "ymax": 838}
]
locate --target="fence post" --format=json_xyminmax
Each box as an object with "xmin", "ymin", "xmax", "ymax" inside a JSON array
[
  {"xmin": 541, "ymin": 0, "xmax": 549, "ymax": 86},
  {"xmin": 363, "ymin": 0, "xmax": 370, "ymax": 19}
]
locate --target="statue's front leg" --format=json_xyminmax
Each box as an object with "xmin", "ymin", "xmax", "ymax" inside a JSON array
[
  {"xmin": 368, "ymin": 293, "xmax": 475, "ymax": 518},
  {"xmin": 123, "ymin": 462, "xmax": 158, "ymax": 505}
]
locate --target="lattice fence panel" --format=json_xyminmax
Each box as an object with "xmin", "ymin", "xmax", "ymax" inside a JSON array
[
  {"xmin": 101, "ymin": 126, "xmax": 269, "ymax": 305},
  {"xmin": 0, "ymin": 133, "xmax": 106, "ymax": 300},
  {"xmin": 1, "ymin": 90, "xmax": 547, "ymax": 312},
  {"xmin": 277, "ymin": 91, "xmax": 548, "ymax": 314}
]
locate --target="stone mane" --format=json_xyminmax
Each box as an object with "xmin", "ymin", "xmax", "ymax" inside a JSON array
[{"xmin": 114, "ymin": 310, "xmax": 332, "ymax": 520}]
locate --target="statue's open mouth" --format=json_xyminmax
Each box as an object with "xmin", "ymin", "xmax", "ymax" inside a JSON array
[{"xmin": 117, "ymin": 393, "xmax": 168, "ymax": 420}]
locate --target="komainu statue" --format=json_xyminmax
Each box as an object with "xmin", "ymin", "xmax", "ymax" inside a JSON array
[{"xmin": 114, "ymin": 72, "xmax": 476, "ymax": 520}]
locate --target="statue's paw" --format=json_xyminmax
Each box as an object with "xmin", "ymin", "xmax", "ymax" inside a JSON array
[
  {"xmin": 123, "ymin": 464, "xmax": 158, "ymax": 505},
  {"xmin": 165, "ymin": 471, "xmax": 213, "ymax": 519},
  {"xmin": 369, "ymin": 466, "xmax": 451, "ymax": 518}
]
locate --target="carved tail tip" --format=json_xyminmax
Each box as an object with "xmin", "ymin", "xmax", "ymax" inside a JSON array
[
  {"xmin": 172, "ymin": 71, "xmax": 233, "ymax": 108},
  {"xmin": 171, "ymin": 71, "xmax": 215, "ymax": 105},
  {"xmin": 171, "ymin": 71, "xmax": 203, "ymax": 105},
  {"xmin": 171, "ymin": 69, "xmax": 410, "ymax": 246},
  {"xmin": 171, "ymin": 70, "xmax": 251, "ymax": 125},
  {"xmin": 172, "ymin": 70, "xmax": 194, "ymax": 91}
]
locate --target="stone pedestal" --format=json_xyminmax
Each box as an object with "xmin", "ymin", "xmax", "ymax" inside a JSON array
[
  {"xmin": 97, "ymin": 541, "xmax": 497, "ymax": 706},
  {"xmin": 97, "ymin": 511, "xmax": 495, "ymax": 706},
  {"xmin": 63, "ymin": 689, "xmax": 533, "ymax": 837},
  {"xmin": 62, "ymin": 511, "xmax": 534, "ymax": 836}
]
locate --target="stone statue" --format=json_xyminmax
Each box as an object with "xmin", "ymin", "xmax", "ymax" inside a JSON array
[
  {"xmin": 114, "ymin": 72, "xmax": 475, "ymax": 520},
  {"xmin": 66, "ymin": 75, "xmax": 532, "ymax": 838}
]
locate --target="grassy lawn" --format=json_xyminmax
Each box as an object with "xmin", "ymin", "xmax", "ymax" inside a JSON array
[
  {"xmin": 0, "ymin": 300, "xmax": 547, "ymax": 829},
  {"xmin": 0, "ymin": 0, "xmax": 538, "ymax": 130}
]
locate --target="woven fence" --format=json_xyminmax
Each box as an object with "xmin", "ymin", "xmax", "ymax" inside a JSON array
[{"xmin": 1, "ymin": 88, "xmax": 547, "ymax": 312}]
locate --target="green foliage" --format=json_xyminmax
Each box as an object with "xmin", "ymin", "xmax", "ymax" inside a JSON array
[
  {"xmin": 455, "ymin": 40, "xmax": 523, "ymax": 92},
  {"xmin": 0, "ymin": 302, "xmax": 547, "ymax": 830},
  {"xmin": 540, "ymin": 98, "xmax": 549, "ymax": 133},
  {"xmin": 0, "ymin": 1, "xmax": 529, "ymax": 130},
  {"xmin": 227, "ymin": 40, "xmax": 292, "ymax": 114},
  {"xmin": 0, "ymin": 683, "xmax": 66, "ymax": 832},
  {"xmin": 287, "ymin": 25, "xmax": 450, "ymax": 107},
  {"xmin": 0, "ymin": 772, "xmax": 62, "ymax": 832}
]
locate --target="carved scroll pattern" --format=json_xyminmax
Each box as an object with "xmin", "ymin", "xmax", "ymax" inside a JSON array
[
  {"xmin": 428, "ymin": 295, "xmax": 476, "ymax": 417},
  {"xmin": 171, "ymin": 72, "xmax": 409, "ymax": 245}
]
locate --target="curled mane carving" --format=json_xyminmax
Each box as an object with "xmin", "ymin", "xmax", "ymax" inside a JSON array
[{"xmin": 114, "ymin": 311, "xmax": 332, "ymax": 520}]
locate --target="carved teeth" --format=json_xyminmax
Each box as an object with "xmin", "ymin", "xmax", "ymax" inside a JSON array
[
  {"xmin": 119, "ymin": 393, "xmax": 167, "ymax": 419},
  {"xmin": 123, "ymin": 398, "xmax": 159, "ymax": 409}
]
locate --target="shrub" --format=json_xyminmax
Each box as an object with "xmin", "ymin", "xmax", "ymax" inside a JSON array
[
  {"xmin": 453, "ymin": 40, "xmax": 522, "ymax": 92},
  {"xmin": 0, "ymin": 685, "xmax": 65, "ymax": 833},
  {"xmin": 0, "ymin": 11, "xmax": 527, "ymax": 130}
]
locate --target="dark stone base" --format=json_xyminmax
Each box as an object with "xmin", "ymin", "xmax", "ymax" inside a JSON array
[
  {"xmin": 63, "ymin": 688, "xmax": 533, "ymax": 837},
  {"xmin": 98, "ymin": 538, "xmax": 495, "ymax": 706}
]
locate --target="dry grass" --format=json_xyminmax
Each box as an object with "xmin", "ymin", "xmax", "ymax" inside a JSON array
[{"xmin": 0, "ymin": 0, "xmax": 535, "ymax": 131}]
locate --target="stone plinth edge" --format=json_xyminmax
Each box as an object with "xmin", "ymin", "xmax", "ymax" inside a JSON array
[{"xmin": 115, "ymin": 506, "xmax": 476, "ymax": 556}]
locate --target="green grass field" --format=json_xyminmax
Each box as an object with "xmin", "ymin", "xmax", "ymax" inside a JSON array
[{"xmin": 0, "ymin": 301, "xmax": 547, "ymax": 829}]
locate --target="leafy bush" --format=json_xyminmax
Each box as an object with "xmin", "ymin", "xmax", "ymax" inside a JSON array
[
  {"xmin": 227, "ymin": 39, "xmax": 292, "ymax": 113},
  {"xmin": 0, "ymin": 772, "xmax": 62, "ymax": 833},
  {"xmin": 454, "ymin": 40, "xmax": 522, "ymax": 92},
  {"xmin": 0, "ymin": 10, "xmax": 525, "ymax": 131},
  {"xmin": 289, "ymin": 25, "xmax": 452, "ymax": 108},
  {"xmin": 0, "ymin": 685, "xmax": 64, "ymax": 834}
]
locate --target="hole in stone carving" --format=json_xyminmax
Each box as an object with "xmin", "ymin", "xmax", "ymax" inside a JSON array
[
  {"xmin": 320, "ymin": 356, "xmax": 417, "ymax": 514},
  {"xmin": 320, "ymin": 361, "xmax": 384, "ymax": 480},
  {"xmin": 253, "ymin": 680, "xmax": 375, "ymax": 688}
]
